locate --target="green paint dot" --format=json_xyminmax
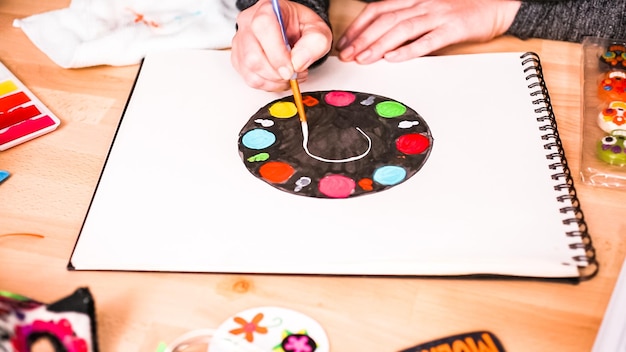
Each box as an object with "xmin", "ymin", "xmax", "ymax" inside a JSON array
[
  {"xmin": 247, "ymin": 152, "xmax": 270, "ymax": 162},
  {"xmin": 375, "ymin": 101, "xmax": 406, "ymax": 118}
]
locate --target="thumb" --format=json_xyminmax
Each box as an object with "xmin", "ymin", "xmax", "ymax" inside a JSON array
[{"xmin": 290, "ymin": 26, "xmax": 332, "ymax": 72}]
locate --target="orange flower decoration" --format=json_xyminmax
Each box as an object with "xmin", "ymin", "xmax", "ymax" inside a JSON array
[{"xmin": 228, "ymin": 313, "xmax": 268, "ymax": 343}]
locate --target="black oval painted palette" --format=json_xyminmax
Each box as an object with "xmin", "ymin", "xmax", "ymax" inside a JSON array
[{"xmin": 238, "ymin": 90, "xmax": 433, "ymax": 198}]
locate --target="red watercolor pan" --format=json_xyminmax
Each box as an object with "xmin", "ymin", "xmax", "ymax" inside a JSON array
[{"xmin": 0, "ymin": 61, "xmax": 61, "ymax": 151}]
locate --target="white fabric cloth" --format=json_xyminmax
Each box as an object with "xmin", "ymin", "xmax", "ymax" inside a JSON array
[{"xmin": 13, "ymin": 0, "xmax": 239, "ymax": 68}]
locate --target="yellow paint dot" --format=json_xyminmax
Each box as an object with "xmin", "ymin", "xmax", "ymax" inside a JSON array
[{"xmin": 269, "ymin": 101, "xmax": 297, "ymax": 118}]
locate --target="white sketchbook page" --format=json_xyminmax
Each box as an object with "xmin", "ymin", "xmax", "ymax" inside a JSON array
[
  {"xmin": 592, "ymin": 257, "xmax": 626, "ymax": 351},
  {"xmin": 70, "ymin": 49, "xmax": 586, "ymax": 277}
]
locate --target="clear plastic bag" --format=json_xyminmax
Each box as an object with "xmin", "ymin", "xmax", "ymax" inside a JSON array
[{"xmin": 580, "ymin": 36, "xmax": 626, "ymax": 188}]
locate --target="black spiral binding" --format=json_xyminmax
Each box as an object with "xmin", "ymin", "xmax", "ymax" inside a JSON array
[{"xmin": 520, "ymin": 52, "xmax": 599, "ymax": 281}]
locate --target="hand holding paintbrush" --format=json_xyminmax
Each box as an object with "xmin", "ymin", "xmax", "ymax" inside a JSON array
[
  {"xmin": 270, "ymin": 0, "xmax": 307, "ymax": 123},
  {"xmin": 230, "ymin": 0, "xmax": 332, "ymax": 92}
]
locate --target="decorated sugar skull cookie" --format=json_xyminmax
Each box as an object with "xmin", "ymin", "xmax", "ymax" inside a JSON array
[
  {"xmin": 597, "ymin": 130, "xmax": 626, "ymax": 166},
  {"xmin": 209, "ymin": 306, "xmax": 329, "ymax": 352},
  {"xmin": 597, "ymin": 101, "xmax": 626, "ymax": 133},
  {"xmin": 599, "ymin": 71, "xmax": 626, "ymax": 101},
  {"xmin": 600, "ymin": 42, "xmax": 626, "ymax": 70}
]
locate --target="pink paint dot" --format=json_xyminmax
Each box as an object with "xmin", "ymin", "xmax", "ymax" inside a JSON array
[
  {"xmin": 324, "ymin": 91, "xmax": 356, "ymax": 107},
  {"xmin": 318, "ymin": 174, "xmax": 356, "ymax": 198}
]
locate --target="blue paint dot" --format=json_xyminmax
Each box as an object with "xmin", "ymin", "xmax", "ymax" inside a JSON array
[
  {"xmin": 242, "ymin": 129, "xmax": 276, "ymax": 150},
  {"xmin": 373, "ymin": 166, "xmax": 406, "ymax": 186}
]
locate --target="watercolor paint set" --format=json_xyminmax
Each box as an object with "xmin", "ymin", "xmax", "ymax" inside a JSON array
[{"xmin": 0, "ymin": 61, "xmax": 60, "ymax": 151}]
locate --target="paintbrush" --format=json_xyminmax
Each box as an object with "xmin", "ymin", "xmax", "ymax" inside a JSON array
[{"xmin": 270, "ymin": 0, "xmax": 307, "ymax": 123}]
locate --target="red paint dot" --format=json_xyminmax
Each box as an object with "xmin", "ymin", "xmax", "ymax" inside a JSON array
[
  {"xmin": 318, "ymin": 174, "xmax": 356, "ymax": 198},
  {"xmin": 324, "ymin": 91, "xmax": 356, "ymax": 107},
  {"xmin": 259, "ymin": 161, "xmax": 295, "ymax": 183},
  {"xmin": 396, "ymin": 133, "xmax": 430, "ymax": 154}
]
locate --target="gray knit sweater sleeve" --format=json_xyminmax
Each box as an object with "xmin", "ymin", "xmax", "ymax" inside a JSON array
[
  {"xmin": 506, "ymin": 0, "xmax": 626, "ymax": 42},
  {"xmin": 235, "ymin": 0, "xmax": 626, "ymax": 44},
  {"xmin": 354, "ymin": 0, "xmax": 626, "ymax": 42},
  {"xmin": 235, "ymin": 0, "xmax": 331, "ymax": 27}
]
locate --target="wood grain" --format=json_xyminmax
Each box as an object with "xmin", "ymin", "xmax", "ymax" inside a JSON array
[{"xmin": 1, "ymin": 0, "xmax": 624, "ymax": 351}]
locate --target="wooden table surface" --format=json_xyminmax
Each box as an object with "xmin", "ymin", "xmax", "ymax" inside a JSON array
[{"xmin": 2, "ymin": 0, "xmax": 626, "ymax": 351}]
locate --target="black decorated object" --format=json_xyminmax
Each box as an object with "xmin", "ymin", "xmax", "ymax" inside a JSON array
[
  {"xmin": 0, "ymin": 287, "xmax": 98, "ymax": 352},
  {"xmin": 238, "ymin": 90, "xmax": 433, "ymax": 199}
]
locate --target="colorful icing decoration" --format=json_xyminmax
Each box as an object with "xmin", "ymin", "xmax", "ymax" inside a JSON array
[
  {"xmin": 599, "ymin": 71, "xmax": 626, "ymax": 101},
  {"xmin": 208, "ymin": 306, "xmax": 328, "ymax": 352},
  {"xmin": 238, "ymin": 90, "xmax": 433, "ymax": 199},
  {"xmin": 600, "ymin": 42, "xmax": 626, "ymax": 70},
  {"xmin": 597, "ymin": 130, "xmax": 626, "ymax": 166},
  {"xmin": 227, "ymin": 312, "xmax": 268, "ymax": 343},
  {"xmin": 13, "ymin": 319, "xmax": 89, "ymax": 352},
  {"xmin": 281, "ymin": 333, "xmax": 317, "ymax": 352},
  {"xmin": 597, "ymin": 101, "xmax": 626, "ymax": 133},
  {"xmin": 0, "ymin": 288, "xmax": 97, "ymax": 352}
]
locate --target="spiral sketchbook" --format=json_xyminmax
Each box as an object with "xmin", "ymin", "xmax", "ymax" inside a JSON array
[{"xmin": 69, "ymin": 49, "xmax": 598, "ymax": 280}]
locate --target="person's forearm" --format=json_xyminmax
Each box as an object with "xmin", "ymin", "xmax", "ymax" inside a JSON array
[{"xmin": 507, "ymin": 0, "xmax": 626, "ymax": 42}]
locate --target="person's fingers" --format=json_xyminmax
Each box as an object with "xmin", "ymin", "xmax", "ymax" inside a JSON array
[
  {"xmin": 338, "ymin": 2, "xmax": 427, "ymax": 62},
  {"xmin": 336, "ymin": 7, "xmax": 378, "ymax": 51},
  {"xmin": 337, "ymin": 0, "xmax": 521, "ymax": 64},
  {"xmin": 383, "ymin": 27, "xmax": 454, "ymax": 62},
  {"xmin": 234, "ymin": 65, "xmax": 301, "ymax": 92},
  {"xmin": 231, "ymin": 34, "xmax": 286, "ymax": 91},
  {"xmin": 231, "ymin": 40, "xmax": 309, "ymax": 92},
  {"xmin": 231, "ymin": 2, "xmax": 295, "ymax": 90},
  {"xmin": 337, "ymin": 0, "xmax": 417, "ymax": 51},
  {"xmin": 350, "ymin": 10, "xmax": 430, "ymax": 64},
  {"xmin": 230, "ymin": 0, "xmax": 328, "ymax": 91},
  {"xmin": 290, "ymin": 25, "xmax": 332, "ymax": 72},
  {"xmin": 250, "ymin": 2, "xmax": 297, "ymax": 80}
]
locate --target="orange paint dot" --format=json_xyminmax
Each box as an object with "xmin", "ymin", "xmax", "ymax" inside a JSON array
[
  {"xmin": 358, "ymin": 178, "xmax": 373, "ymax": 191},
  {"xmin": 302, "ymin": 95, "xmax": 319, "ymax": 107},
  {"xmin": 259, "ymin": 161, "xmax": 295, "ymax": 183}
]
